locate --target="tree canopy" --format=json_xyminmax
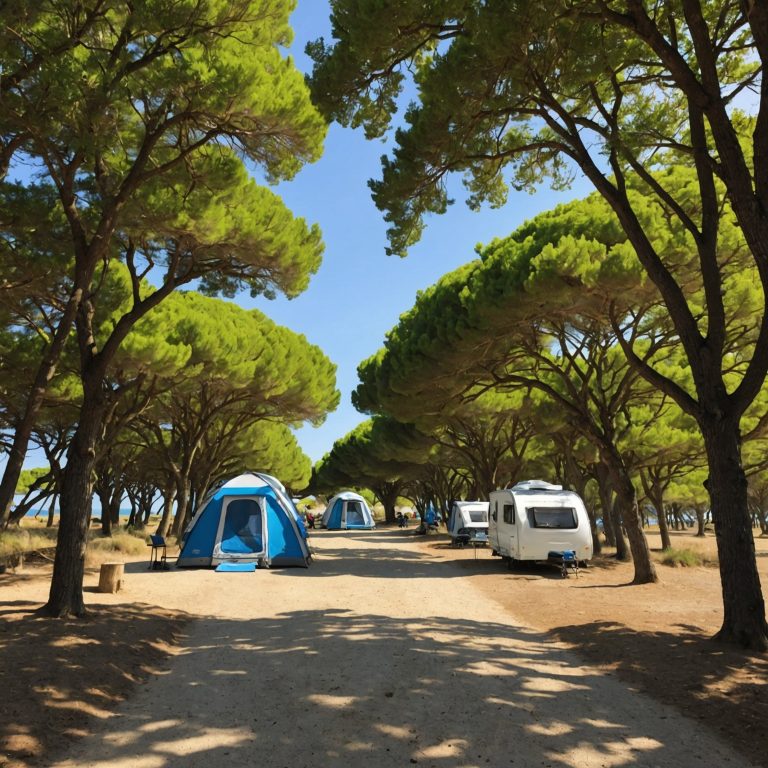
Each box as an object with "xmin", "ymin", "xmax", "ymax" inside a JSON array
[
  {"xmin": 0, "ymin": 0, "xmax": 334, "ymax": 617},
  {"xmin": 309, "ymin": 0, "xmax": 768, "ymax": 648}
]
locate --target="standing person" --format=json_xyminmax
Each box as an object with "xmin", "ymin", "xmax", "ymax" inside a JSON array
[{"xmin": 306, "ymin": 511, "xmax": 315, "ymax": 529}]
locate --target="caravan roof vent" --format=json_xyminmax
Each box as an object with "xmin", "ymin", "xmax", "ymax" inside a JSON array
[{"xmin": 512, "ymin": 479, "xmax": 563, "ymax": 492}]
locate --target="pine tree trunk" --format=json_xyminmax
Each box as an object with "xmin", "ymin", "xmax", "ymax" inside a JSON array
[
  {"xmin": 170, "ymin": 474, "xmax": 192, "ymax": 538},
  {"xmin": 44, "ymin": 376, "xmax": 106, "ymax": 617},
  {"xmin": 695, "ymin": 505, "xmax": 706, "ymax": 537},
  {"xmin": 604, "ymin": 448, "xmax": 657, "ymax": 583},
  {"xmin": 647, "ymin": 486, "xmax": 672, "ymax": 550},
  {"xmin": 618, "ymin": 485, "xmax": 658, "ymax": 583},
  {"xmin": 156, "ymin": 481, "xmax": 176, "ymax": 538},
  {"xmin": 702, "ymin": 419, "xmax": 768, "ymax": 650},
  {"xmin": 109, "ymin": 487, "xmax": 122, "ymax": 531},
  {"xmin": 374, "ymin": 482, "xmax": 400, "ymax": 524},
  {"xmin": 610, "ymin": 496, "xmax": 630, "ymax": 560},
  {"xmin": 97, "ymin": 488, "xmax": 112, "ymax": 537},
  {"xmin": 595, "ymin": 463, "xmax": 616, "ymax": 547},
  {"xmin": 46, "ymin": 494, "xmax": 56, "ymax": 528}
]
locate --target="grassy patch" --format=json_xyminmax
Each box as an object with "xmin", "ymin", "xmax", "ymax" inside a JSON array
[
  {"xmin": 86, "ymin": 529, "xmax": 150, "ymax": 566},
  {"xmin": 0, "ymin": 526, "xmax": 58, "ymax": 558},
  {"xmin": 658, "ymin": 546, "xmax": 717, "ymax": 567},
  {"xmin": 3, "ymin": 523, "xmax": 171, "ymax": 566}
]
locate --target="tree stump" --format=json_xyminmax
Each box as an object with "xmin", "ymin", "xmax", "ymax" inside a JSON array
[{"xmin": 98, "ymin": 562, "xmax": 124, "ymax": 593}]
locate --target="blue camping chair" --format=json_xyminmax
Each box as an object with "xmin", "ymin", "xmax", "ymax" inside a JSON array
[
  {"xmin": 548, "ymin": 549, "xmax": 579, "ymax": 578},
  {"xmin": 148, "ymin": 534, "xmax": 173, "ymax": 570}
]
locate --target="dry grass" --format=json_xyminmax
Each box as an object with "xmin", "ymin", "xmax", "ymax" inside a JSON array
[
  {"xmin": 0, "ymin": 526, "xmax": 58, "ymax": 559},
  {"xmin": 85, "ymin": 530, "xmax": 149, "ymax": 566},
  {"xmin": 657, "ymin": 546, "xmax": 716, "ymax": 567},
  {"xmin": 2, "ymin": 520, "xmax": 164, "ymax": 567}
]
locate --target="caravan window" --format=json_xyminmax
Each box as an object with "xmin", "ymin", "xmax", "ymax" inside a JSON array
[
  {"xmin": 503, "ymin": 504, "xmax": 515, "ymax": 524},
  {"xmin": 469, "ymin": 509, "xmax": 488, "ymax": 523},
  {"xmin": 529, "ymin": 507, "xmax": 577, "ymax": 529},
  {"xmin": 346, "ymin": 500, "xmax": 365, "ymax": 526}
]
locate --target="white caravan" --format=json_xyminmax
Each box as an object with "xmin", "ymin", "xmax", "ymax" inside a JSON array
[
  {"xmin": 488, "ymin": 480, "xmax": 592, "ymax": 566},
  {"xmin": 447, "ymin": 501, "xmax": 490, "ymax": 544}
]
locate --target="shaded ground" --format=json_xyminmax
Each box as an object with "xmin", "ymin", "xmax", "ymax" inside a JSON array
[
  {"xmin": 419, "ymin": 528, "xmax": 768, "ymax": 768},
  {"xmin": 0, "ymin": 595, "xmax": 187, "ymax": 768},
  {"xmin": 0, "ymin": 527, "xmax": 764, "ymax": 768}
]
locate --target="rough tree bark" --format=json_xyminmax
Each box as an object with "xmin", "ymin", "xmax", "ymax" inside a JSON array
[
  {"xmin": 44, "ymin": 374, "xmax": 107, "ymax": 617},
  {"xmin": 702, "ymin": 417, "xmax": 768, "ymax": 649}
]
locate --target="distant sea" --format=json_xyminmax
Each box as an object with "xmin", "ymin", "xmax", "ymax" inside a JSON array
[{"xmin": 15, "ymin": 496, "xmax": 132, "ymax": 518}]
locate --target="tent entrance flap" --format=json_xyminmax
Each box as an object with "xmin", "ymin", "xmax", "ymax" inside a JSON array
[
  {"xmin": 345, "ymin": 501, "xmax": 365, "ymax": 527},
  {"xmin": 214, "ymin": 497, "xmax": 266, "ymax": 559}
]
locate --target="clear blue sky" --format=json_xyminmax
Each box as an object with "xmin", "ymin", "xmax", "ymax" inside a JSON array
[{"xmin": 243, "ymin": 1, "xmax": 593, "ymax": 463}]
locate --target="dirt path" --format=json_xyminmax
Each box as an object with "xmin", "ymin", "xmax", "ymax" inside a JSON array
[{"xmin": 48, "ymin": 529, "xmax": 756, "ymax": 768}]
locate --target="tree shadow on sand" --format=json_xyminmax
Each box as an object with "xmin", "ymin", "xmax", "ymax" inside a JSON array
[
  {"xmin": 0, "ymin": 600, "xmax": 189, "ymax": 767},
  {"xmin": 33, "ymin": 608, "xmax": 757, "ymax": 768},
  {"xmin": 547, "ymin": 620, "xmax": 767, "ymax": 767},
  {"xmin": 301, "ymin": 531, "xmax": 572, "ymax": 581}
]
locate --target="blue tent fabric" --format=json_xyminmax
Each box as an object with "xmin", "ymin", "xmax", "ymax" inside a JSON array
[
  {"xmin": 216, "ymin": 562, "xmax": 257, "ymax": 572},
  {"xmin": 328, "ymin": 498, "xmax": 344, "ymax": 528},
  {"xmin": 178, "ymin": 473, "xmax": 310, "ymax": 568}
]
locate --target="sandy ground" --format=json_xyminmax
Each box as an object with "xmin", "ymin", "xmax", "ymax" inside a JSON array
[{"xmin": 2, "ymin": 527, "xmax": 764, "ymax": 768}]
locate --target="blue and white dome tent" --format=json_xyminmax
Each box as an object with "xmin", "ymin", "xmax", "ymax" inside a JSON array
[
  {"xmin": 177, "ymin": 472, "xmax": 310, "ymax": 568},
  {"xmin": 321, "ymin": 490, "xmax": 376, "ymax": 530}
]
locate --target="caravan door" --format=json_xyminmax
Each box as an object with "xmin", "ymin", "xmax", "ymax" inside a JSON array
[
  {"xmin": 213, "ymin": 496, "xmax": 267, "ymax": 562},
  {"xmin": 490, "ymin": 492, "xmax": 518, "ymax": 559},
  {"xmin": 500, "ymin": 497, "xmax": 518, "ymax": 559}
]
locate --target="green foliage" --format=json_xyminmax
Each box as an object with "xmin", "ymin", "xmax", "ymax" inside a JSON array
[
  {"xmin": 311, "ymin": 417, "xmax": 426, "ymax": 495},
  {"xmin": 15, "ymin": 468, "xmax": 50, "ymax": 495}
]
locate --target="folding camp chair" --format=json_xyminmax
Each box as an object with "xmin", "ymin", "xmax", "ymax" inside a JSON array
[
  {"xmin": 148, "ymin": 534, "xmax": 170, "ymax": 570},
  {"xmin": 548, "ymin": 549, "xmax": 579, "ymax": 578}
]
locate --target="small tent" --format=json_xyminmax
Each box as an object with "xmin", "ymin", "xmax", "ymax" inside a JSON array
[
  {"xmin": 321, "ymin": 491, "xmax": 376, "ymax": 530},
  {"xmin": 177, "ymin": 472, "xmax": 310, "ymax": 568},
  {"xmin": 448, "ymin": 500, "xmax": 490, "ymax": 543}
]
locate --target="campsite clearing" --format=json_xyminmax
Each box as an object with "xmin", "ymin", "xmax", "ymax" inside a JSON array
[{"xmin": 1, "ymin": 527, "xmax": 766, "ymax": 767}]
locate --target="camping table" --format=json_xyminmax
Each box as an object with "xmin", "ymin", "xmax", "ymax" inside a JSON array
[{"xmin": 468, "ymin": 531, "xmax": 489, "ymax": 560}]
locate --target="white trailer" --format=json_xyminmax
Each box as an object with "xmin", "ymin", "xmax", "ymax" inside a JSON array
[
  {"xmin": 447, "ymin": 500, "xmax": 490, "ymax": 545},
  {"xmin": 488, "ymin": 480, "xmax": 592, "ymax": 567}
]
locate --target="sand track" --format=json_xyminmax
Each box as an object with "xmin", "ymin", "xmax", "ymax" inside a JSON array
[{"xmin": 38, "ymin": 528, "xmax": 756, "ymax": 768}]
